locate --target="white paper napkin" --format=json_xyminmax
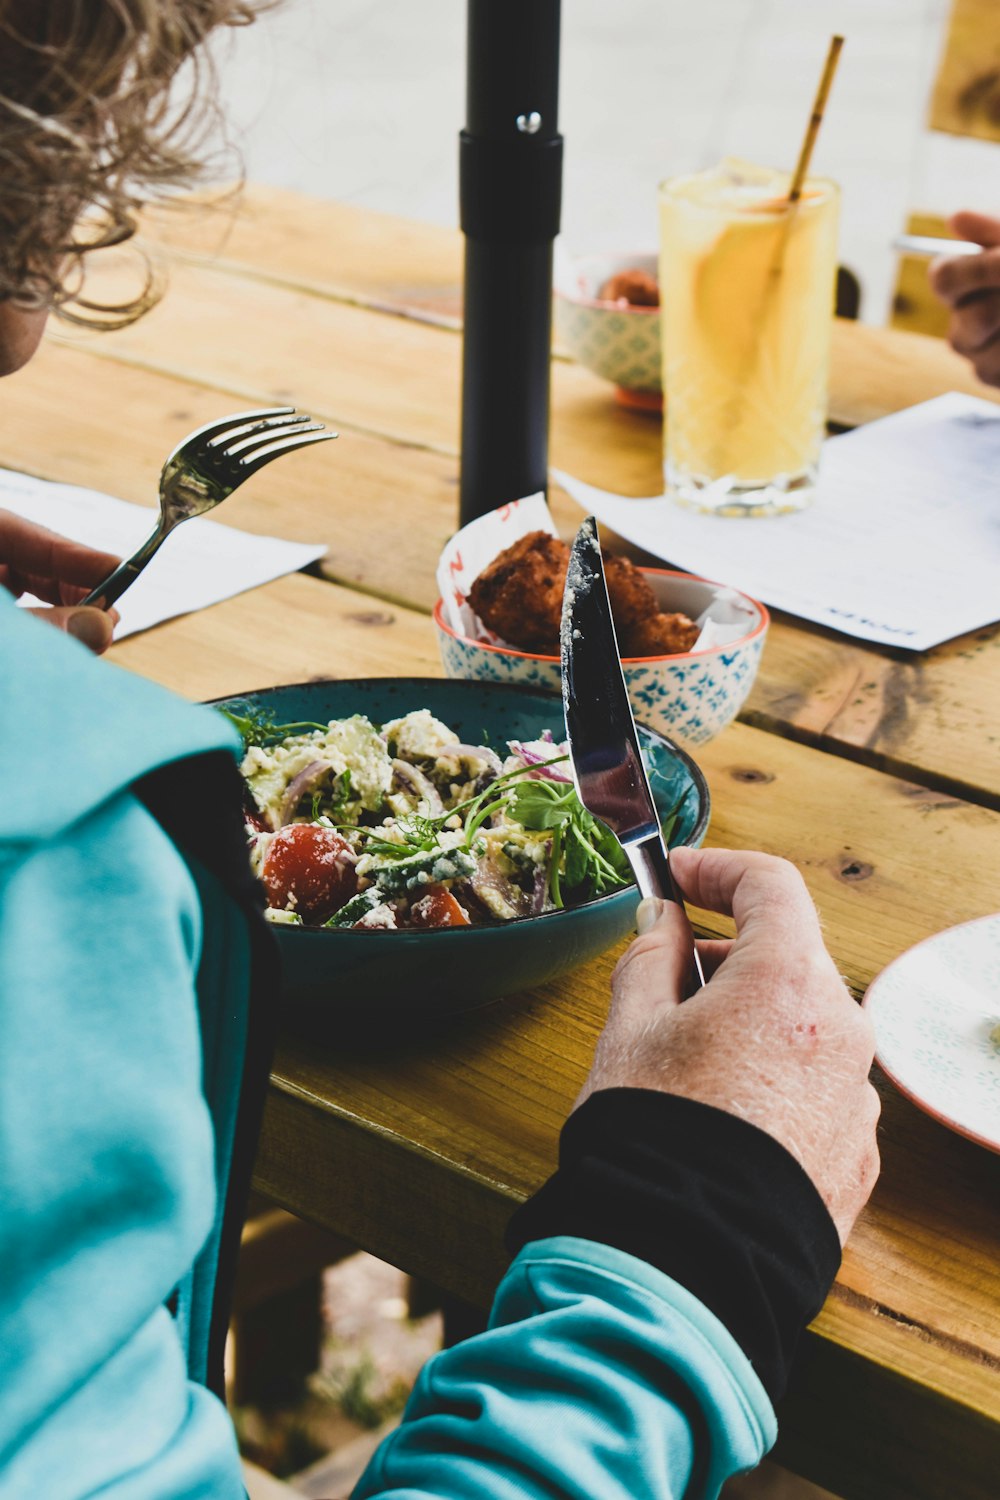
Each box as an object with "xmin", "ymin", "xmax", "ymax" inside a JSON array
[{"xmin": 2, "ymin": 467, "xmax": 327, "ymax": 638}]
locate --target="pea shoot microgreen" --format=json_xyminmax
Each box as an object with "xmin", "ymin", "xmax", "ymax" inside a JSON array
[{"xmin": 221, "ymin": 704, "xmax": 328, "ymax": 749}]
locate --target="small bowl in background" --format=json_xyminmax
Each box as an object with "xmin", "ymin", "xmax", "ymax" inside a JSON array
[
  {"xmin": 554, "ymin": 251, "xmax": 662, "ymax": 410},
  {"xmin": 436, "ymin": 569, "xmax": 768, "ymax": 747}
]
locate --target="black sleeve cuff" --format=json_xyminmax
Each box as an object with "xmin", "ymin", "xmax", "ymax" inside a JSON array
[{"xmin": 505, "ymin": 1088, "xmax": 841, "ymax": 1404}]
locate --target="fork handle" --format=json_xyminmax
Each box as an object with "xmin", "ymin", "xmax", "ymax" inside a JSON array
[{"xmin": 81, "ymin": 522, "xmax": 167, "ymax": 609}]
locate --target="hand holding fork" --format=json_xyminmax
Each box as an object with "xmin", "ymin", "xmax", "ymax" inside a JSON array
[{"xmin": 83, "ymin": 406, "xmax": 336, "ymax": 608}]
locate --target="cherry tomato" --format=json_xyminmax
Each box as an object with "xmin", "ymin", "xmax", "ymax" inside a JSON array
[
  {"xmin": 410, "ymin": 886, "xmax": 472, "ymax": 929},
  {"xmin": 261, "ymin": 824, "xmax": 357, "ymax": 925}
]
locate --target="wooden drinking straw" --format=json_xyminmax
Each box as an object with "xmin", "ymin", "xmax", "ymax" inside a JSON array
[{"xmin": 788, "ymin": 35, "xmax": 845, "ymax": 203}]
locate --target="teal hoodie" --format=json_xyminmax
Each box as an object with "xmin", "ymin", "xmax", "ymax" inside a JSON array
[{"xmin": 0, "ymin": 590, "xmax": 246, "ymax": 1498}]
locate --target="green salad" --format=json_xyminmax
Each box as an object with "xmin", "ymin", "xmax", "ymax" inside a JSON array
[{"xmin": 230, "ymin": 706, "xmax": 642, "ymax": 930}]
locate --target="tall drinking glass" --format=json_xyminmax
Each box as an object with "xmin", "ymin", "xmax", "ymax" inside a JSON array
[{"xmin": 659, "ymin": 159, "xmax": 840, "ymax": 515}]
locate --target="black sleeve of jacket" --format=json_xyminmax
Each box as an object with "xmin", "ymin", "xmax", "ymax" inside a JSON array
[{"xmin": 505, "ymin": 1088, "xmax": 841, "ymax": 1404}]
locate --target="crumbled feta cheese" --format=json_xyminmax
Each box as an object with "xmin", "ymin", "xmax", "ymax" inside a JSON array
[
  {"xmin": 242, "ymin": 715, "xmax": 392, "ymax": 825},
  {"xmin": 353, "ymin": 903, "xmax": 398, "ymax": 931},
  {"xmin": 382, "ymin": 709, "xmax": 459, "ymax": 762},
  {"xmin": 247, "ymin": 830, "xmax": 274, "ymax": 878}
]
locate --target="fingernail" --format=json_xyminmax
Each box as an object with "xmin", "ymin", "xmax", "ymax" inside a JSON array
[
  {"xmin": 67, "ymin": 609, "xmax": 109, "ymax": 652},
  {"xmin": 636, "ymin": 897, "xmax": 663, "ymax": 935}
]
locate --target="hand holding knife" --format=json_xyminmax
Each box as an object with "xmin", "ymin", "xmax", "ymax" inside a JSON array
[{"xmin": 560, "ymin": 517, "xmax": 705, "ymax": 994}]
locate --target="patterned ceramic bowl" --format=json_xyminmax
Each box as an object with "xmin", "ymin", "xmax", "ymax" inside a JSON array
[
  {"xmin": 555, "ymin": 251, "xmax": 662, "ymax": 409},
  {"xmin": 435, "ymin": 569, "xmax": 768, "ymax": 748}
]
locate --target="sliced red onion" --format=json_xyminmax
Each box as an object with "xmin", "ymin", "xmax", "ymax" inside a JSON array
[
  {"xmin": 391, "ymin": 759, "xmax": 444, "ymax": 814},
  {"xmin": 531, "ymin": 865, "xmax": 549, "ymax": 914},
  {"xmin": 508, "ymin": 740, "xmax": 572, "ymax": 782},
  {"xmin": 470, "ymin": 853, "xmax": 534, "ymax": 920},
  {"xmin": 243, "ymin": 783, "xmax": 272, "ymax": 833},
  {"xmin": 278, "ymin": 760, "xmax": 334, "ymax": 827},
  {"xmin": 451, "ymin": 879, "xmax": 493, "ymax": 922}
]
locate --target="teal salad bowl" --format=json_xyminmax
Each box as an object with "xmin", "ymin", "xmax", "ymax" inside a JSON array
[{"xmin": 209, "ymin": 678, "xmax": 710, "ymax": 1028}]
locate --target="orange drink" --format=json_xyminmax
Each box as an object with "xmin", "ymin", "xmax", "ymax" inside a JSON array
[{"xmin": 659, "ymin": 159, "xmax": 840, "ymax": 515}]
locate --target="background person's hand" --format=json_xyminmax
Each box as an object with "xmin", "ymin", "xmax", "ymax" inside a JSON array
[
  {"xmin": 929, "ymin": 211, "xmax": 1000, "ymax": 387},
  {"xmin": 577, "ymin": 846, "xmax": 880, "ymax": 1245},
  {"xmin": 0, "ymin": 508, "xmax": 120, "ymax": 653}
]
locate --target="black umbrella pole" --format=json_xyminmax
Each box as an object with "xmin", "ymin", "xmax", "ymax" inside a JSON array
[{"xmin": 459, "ymin": 0, "xmax": 563, "ymax": 527}]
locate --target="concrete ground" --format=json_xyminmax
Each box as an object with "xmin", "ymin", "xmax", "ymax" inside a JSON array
[
  {"xmin": 210, "ymin": 0, "xmax": 999, "ymax": 325},
  {"xmin": 236, "ymin": 1250, "xmax": 839, "ymax": 1500}
]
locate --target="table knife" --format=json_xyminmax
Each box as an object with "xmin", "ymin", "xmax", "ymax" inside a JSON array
[{"xmin": 560, "ymin": 516, "xmax": 704, "ymax": 991}]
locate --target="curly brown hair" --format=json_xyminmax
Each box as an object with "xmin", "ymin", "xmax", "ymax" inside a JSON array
[{"xmin": 0, "ymin": 0, "xmax": 273, "ymax": 327}]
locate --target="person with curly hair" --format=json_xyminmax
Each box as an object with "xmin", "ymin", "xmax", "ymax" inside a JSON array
[
  {"xmin": 0, "ymin": 7, "xmax": 879, "ymax": 1500},
  {"xmin": 0, "ymin": 0, "xmax": 266, "ymax": 642}
]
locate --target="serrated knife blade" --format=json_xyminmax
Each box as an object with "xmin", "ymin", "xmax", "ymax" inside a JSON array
[{"xmin": 561, "ymin": 516, "xmax": 703, "ymax": 989}]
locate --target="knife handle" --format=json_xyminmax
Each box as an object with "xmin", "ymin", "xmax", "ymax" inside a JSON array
[
  {"xmin": 628, "ymin": 833, "xmax": 706, "ymax": 992},
  {"xmin": 629, "ymin": 831, "xmax": 678, "ymax": 902}
]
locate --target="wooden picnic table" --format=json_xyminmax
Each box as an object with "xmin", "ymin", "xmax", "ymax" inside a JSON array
[{"xmin": 5, "ymin": 183, "xmax": 999, "ymax": 1500}]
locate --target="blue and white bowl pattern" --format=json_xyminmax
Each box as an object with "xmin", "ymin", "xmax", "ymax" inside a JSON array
[{"xmin": 435, "ymin": 569, "xmax": 768, "ymax": 748}]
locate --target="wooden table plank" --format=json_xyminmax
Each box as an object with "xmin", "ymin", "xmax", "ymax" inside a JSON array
[
  {"xmin": 141, "ymin": 185, "xmax": 464, "ymax": 326},
  {"xmin": 109, "ymin": 571, "xmax": 440, "ymax": 699},
  {"xmin": 7, "ymin": 341, "xmax": 1000, "ymax": 811},
  {"xmin": 53, "ymin": 235, "xmax": 1000, "ymax": 483},
  {"xmin": 743, "ymin": 615, "xmax": 1000, "ymax": 810}
]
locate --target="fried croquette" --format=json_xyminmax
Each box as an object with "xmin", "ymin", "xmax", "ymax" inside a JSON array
[
  {"xmin": 468, "ymin": 532, "xmax": 700, "ymax": 658},
  {"xmin": 468, "ymin": 530, "xmax": 569, "ymax": 653},
  {"xmin": 621, "ymin": 612, "xmax": 700, "ymax": 658},
  {"xmin": 602, "ymin": 553, "xmax": 661, "ymax": 633},
  {"xmin": 598, "ymin": 269, "xmax": 660, "ymax": 307}
]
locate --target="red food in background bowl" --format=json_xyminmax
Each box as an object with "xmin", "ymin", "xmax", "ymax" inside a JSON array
[
  {"xmin": 436, "ymin": 568, "xmax": 768, "ymax": 748},
  {"xmin": 555, "ymin": 251, "xmax": 662, "ymax": 410}
]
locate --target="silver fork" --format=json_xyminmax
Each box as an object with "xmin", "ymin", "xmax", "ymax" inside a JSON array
[{"xmin": 83, "ymin": 406, "xmax": 336, "ymax": 608}]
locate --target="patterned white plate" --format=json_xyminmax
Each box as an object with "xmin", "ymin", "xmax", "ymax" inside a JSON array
[{"xmin": 863, "ymin": 913, "xmax": 1000, "ymax": 1154}]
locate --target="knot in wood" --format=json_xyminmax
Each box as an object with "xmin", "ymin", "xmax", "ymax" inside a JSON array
[
  {"xmin": 346, "ymin": 609, "xmax": 396, "ymax": 627},
  {"xmin": 730, "ymin": 767, "xmax": 774, "ymax": 784},
  {"xmin": 839, "ymin": 858, "xmax": 873, "ymax": 882}
]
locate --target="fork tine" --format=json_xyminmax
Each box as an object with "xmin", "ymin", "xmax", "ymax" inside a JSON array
[
  {"xmin": 236, "ymin": 429, "xmax": 338, "ymax": 473},
  {"xmin": 172, "ymin": 406, "xmax": 296, "ymax": 454},
  {"xmin": 206, "ymin": 410, "xmax": 307, "ymax": 450},
  {"xmin": 224, "ymin": 418, "xmax": 324, "ymax": 458}
]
